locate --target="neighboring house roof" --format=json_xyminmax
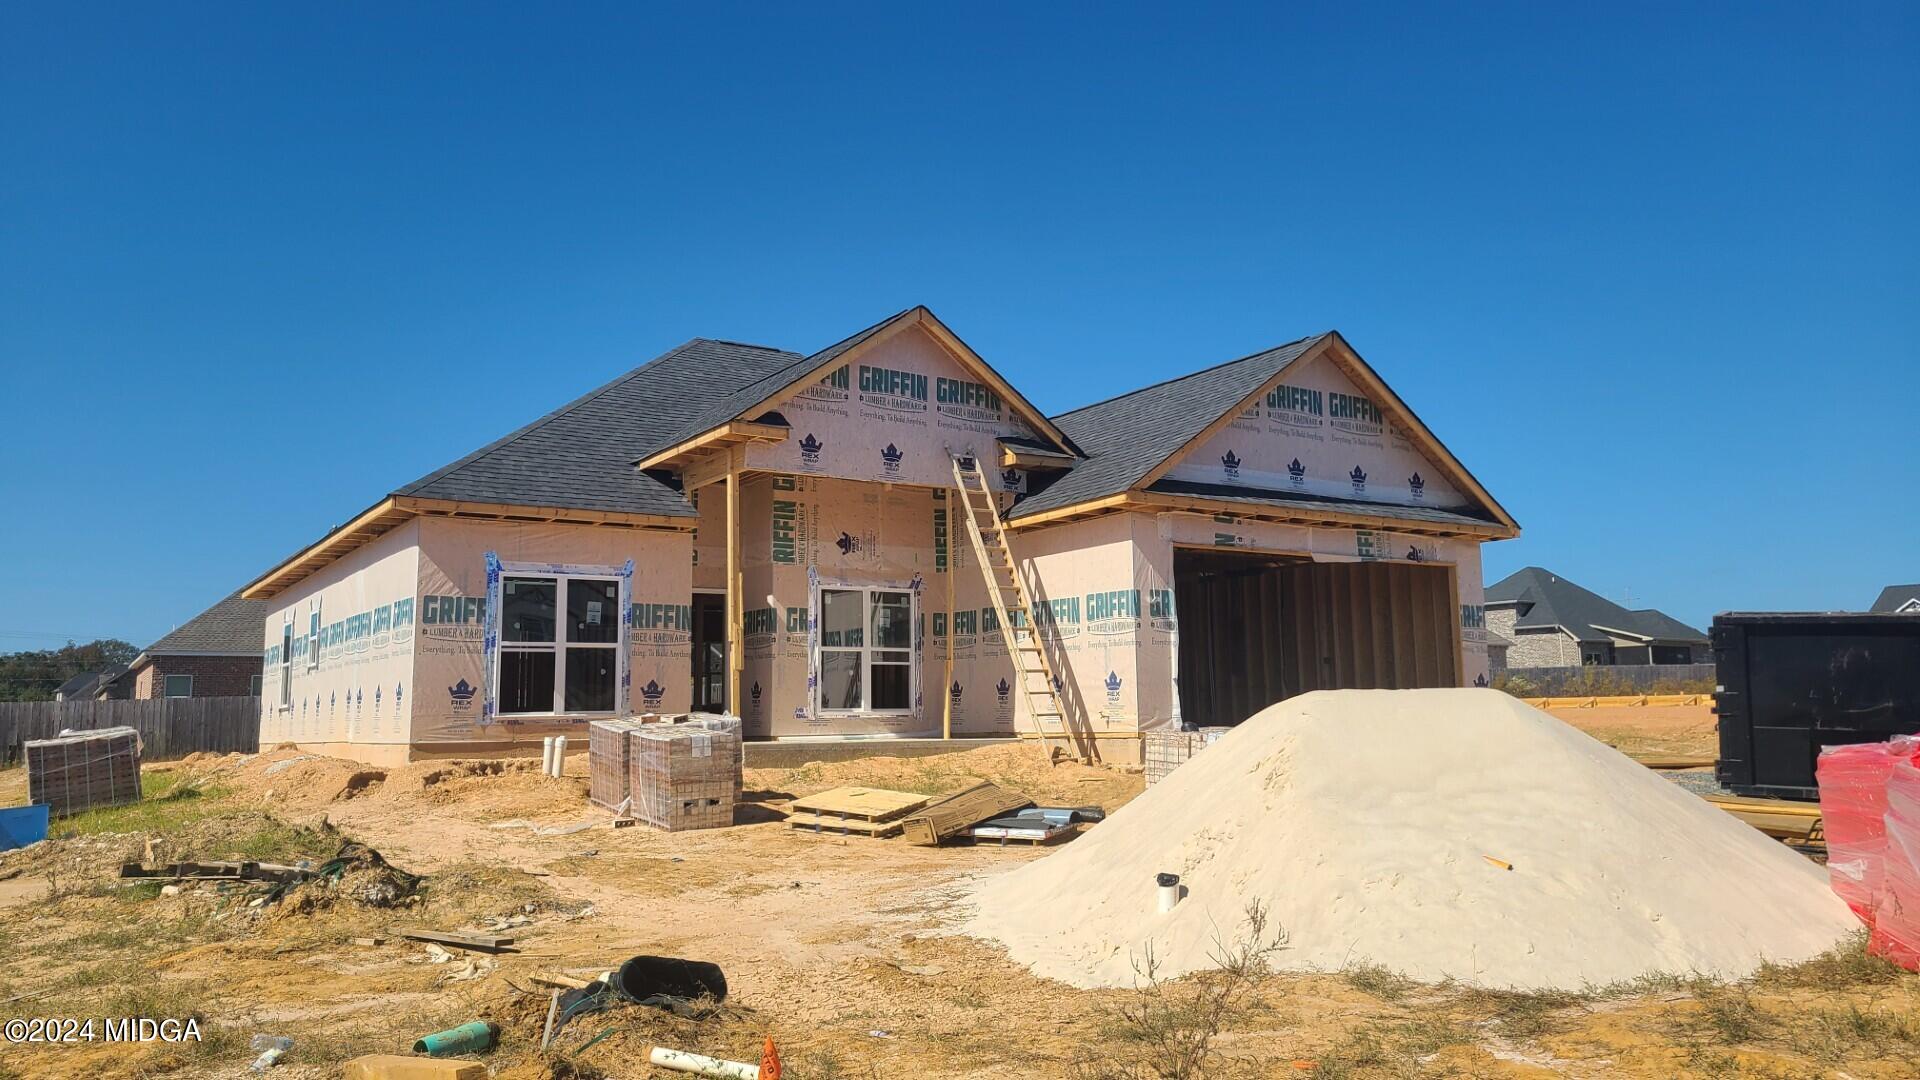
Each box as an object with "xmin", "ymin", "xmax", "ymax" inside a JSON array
[
  {"xmin": 400, "ymin": 338, "xmax": 804, "ymax": 518},
  {"xmin": 1870, "ymin": 584, "xmax": 1920, "ymax": 613},
  {"xmin": 1485, "ymin": 567, "xmax": 1706, "ymax": 645},
  {"xmin": 1010, "ymin": 335, "xmax": 1326, "ymax": 519},
  {"xmin": 55, "ymin": 671, "xmax": 104, "ymax": 698},
  {"xmin": 88, "ymin": 663, "xmax": 130, "ymax": 698},
  {"xmin": 146, "ymin": 591, "xmax": 275, "ymax": 656}
]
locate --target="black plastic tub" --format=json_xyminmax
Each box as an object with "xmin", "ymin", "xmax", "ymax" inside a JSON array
[{"xmin": 1713, "ymin": 611, "xmax": 1920, "ymax": 799}]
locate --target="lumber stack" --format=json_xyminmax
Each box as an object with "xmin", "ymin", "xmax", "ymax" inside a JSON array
[
  {"xmin": 629, "ymin": 726, "xmax": 738, "ymax": 832},
  {"xmin": 899, "ymin": 782, "xmax": 1034, "ymax": 846},
  {"xmin": 788, "ymin": 786, "xmax": 930, "ymax": 838},
  {"xmin": 1144, "ymin": 726, "xmax": 1231, "ymax": 785},
  {"xmin": 26, "ymin": 726, "xmax": 142, "ymax": 817}
]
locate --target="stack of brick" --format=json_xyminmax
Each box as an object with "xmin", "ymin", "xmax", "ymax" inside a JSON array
[
  {"xmin": 26, "ymin": 726, "xmax": 143, "ymax": 817},
  {"xmin": 679, "ymin": 713, "xmax": 745, "ymax": 798},
  {"xmin": 1144, "ymin": 726, "xmax": 1233, "ymax": 786},
  {"xmin": 628, "ymin": 726, "xmax": 739, "ymax": 832},
  {"xmin": 588, "ymin": 718, "xmax": 646, "ymax": 810}
]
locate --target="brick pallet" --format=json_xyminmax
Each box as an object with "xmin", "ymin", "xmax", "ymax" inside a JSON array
[
  {"xmin": 26, "ymin": 726, "xmax": 143, "ymax": 817},
  {"xmin": 588, "ymin": 719, "xmax": 645, "ymax": 810},
  {"xmin": 680, "ymin": 713, "xmax": 745, "ymax": 798},
  {"xmin": 1144, "ymin": 726, "xmax": 1232, "ymax": 786},
  {"xmin": 628, "ymin": 726, "xmax": 739, "ymax": 832}
]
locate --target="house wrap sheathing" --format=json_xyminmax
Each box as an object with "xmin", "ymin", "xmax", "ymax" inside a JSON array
[{"xmin": 245, "ymin": 307, "xmax": 1516, "ymax": 764}]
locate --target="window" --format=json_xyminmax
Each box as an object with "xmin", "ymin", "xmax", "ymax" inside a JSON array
[
  {"xmin": 819, "ymin": 587, "xmax": 914, "ymax": 713},
  {"xmin": 163, "ymin": 674, "xmax": 193, "ymax": 698},
  {"xmin": 497, "ymin": 574, "xmax": 620, "ymax": 715},
  {"xmin": 249, "ymin": 674, "xmax": 263, "ymax": 697},
  {"xmin": 279, "ymin": 621, "xmax": 294, "ymax": 709},
  {"xmin": 307, "ymin": 600, "xmax": 321, "ymax": 670}
]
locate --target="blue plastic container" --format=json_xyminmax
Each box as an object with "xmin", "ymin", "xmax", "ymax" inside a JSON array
[{"xmin": 0, "ymin": 805, "xmax": 51, "ymax": 851}]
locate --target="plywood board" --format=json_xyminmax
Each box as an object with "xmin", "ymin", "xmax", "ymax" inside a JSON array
[{"xmin": 788, "ymin": 786, "xmax": 930, "ymax": 821}]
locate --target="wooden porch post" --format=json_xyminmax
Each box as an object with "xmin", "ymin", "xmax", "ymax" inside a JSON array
[{"xmin": 726, "ymin": 459, "xmax": 742, "ymax": 716}]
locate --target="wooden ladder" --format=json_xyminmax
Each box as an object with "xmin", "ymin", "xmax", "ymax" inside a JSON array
[{"xmin": 949, "ymin": 451, "xmax": 1095, "ymax": 764}]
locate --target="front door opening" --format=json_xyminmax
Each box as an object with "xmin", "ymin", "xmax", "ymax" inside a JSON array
[
  {"xmin": 691, "ymin": 593, "xmax": 726, "ymax": 712},
  {"xmin": 1174, "ymin": 548, "xmax": 1458, "ymax": 728}
]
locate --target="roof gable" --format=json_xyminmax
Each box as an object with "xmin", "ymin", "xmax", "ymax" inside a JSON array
[
  {"xmin": 1872, "ymin": 584, "xmax": 1920, "ymax": 613},
  {"xmin": 1009, "ymin": 335, "xmax": 1327, "ymax": 520},
  {"xmin": 1010, "ymin": 331, "xmax": 1516, "ymax": 535}
]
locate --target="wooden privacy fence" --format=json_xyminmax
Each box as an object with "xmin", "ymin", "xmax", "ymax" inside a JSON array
[{"xmin": 0, "ymin": 697, "xmax": 261, "ymax": 764}]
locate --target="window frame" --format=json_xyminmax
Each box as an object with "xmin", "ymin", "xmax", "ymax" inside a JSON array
[
  {"xmin": 817, "ymin": 585, "xmax": 916, "ymax": 716},
  {"xmin": 249, "ymin": 674, "xmax": 263, "ymax": 697},
  {"xmin": 163, "ymin": 674, "xmax": 193, "ymax": 698},
  {"xmin": 278, "ymin": 619, "xmax": 294, "ymax": 711},
  {"xmin": 307, "ymin": 599, "xmax": 322, "ymax": 671},
  {"xmin": 494, "ymin": 571, "xmax": 624, "ymax": 718}
]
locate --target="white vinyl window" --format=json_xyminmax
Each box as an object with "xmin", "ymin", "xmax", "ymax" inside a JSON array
[
  {"xmin": 163, "ymin": 674, "xmax": 193, "ymax": 698},
  {"xmin": 307, "ymin": 600, "xmax": 322, "ymax": 671},
  {"xmin": 497, "ymin": 574, "xmax": 621, "ymax": 715},
  {"xmin": 249, "ymin": 674, "xmax": 263, "ymax": 697},
  {"xmin": 278, "ymin": 620, "xmax": 294, "ymax": 710},
  {"xmin": 818, "ymin": 587, "xmax": 914, "ymax": 713}
]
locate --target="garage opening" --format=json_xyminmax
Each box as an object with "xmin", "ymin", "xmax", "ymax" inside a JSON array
[{"xmin": 1174, "ymin": 548, "xmax": 1459, "ymax": 728}]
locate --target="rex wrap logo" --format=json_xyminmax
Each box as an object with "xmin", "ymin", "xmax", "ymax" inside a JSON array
[
  {"xmin": 639, "ymin": 680, "xmax": 666, "ymax": 708},
  {"xmin": 1001, "ymin": 468, "xmax": 1022, "ymax": 492},
  {"xmin": 1349, "ymin": 465, "xmax": 1368, "ymax": 495},
  {"xmin": 798, "ymin": 433, "xmax": 824, "ymax": 469},
  {"xmin": 1287, "ymin": 458, "xmax": 1306, "ymax": 487},
  {"xmin": 1104, "ymin": 671, "xmax": 1123, "ymax": 707},
  {"xmin": 1408, "ymin": 472, "xmax": 1425, "ymax": 499},
  {"xmin": 950, "ymin": 679, "xmax": 963, "ymax": 703},
  {"xmin": 859, "ymin": 365, "xmax": 929, "ymax": 417},
  {"xmin": 1220, "ymin": 450, "xmax": 1242, "ymax": 481},
  {"xmin": 880, "ymin": 443, "xmax": 904, "ymax": 477}
]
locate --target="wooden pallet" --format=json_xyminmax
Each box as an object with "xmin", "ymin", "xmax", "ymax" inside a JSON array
[
  {"xmin": 787, "ymin": 812, "xmax": 906, "ymax": 838},
  {"xmin": 788, "ymin": 786, "xmax": 930, "ymax": 821}
]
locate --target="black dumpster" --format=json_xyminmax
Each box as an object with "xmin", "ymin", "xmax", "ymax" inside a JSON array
[{"xmin": 1713, "ymin": 611, "xmax": 1920, "ymax": 799}]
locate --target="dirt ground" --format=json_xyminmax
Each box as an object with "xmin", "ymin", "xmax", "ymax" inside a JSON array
[
  {"xmin": 1546, "ymin": 703, "xmax": 1719, "ymax": 762},
  {"xmin": 2, "ymin": 712, "xmax": 1915, "ymax": 1079}
]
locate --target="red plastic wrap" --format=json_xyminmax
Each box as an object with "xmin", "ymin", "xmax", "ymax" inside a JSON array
[
  {"xmin": 1816, "ymin": 740, "xmax": 1916, "ymax": 925},
  {"xmin": 1876, "ymin": 760, "xmax": 1920, "ymax": 970}
]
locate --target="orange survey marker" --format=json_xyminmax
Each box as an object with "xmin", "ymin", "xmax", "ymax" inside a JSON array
[{"xmin": 761, "ymin": 1036, "xmax": 782, "ymax": 1079}]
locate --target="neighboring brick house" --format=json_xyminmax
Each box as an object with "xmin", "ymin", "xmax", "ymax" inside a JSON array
[
  {"xmin": 1485, "ymin": 567, "xmax": 1707, "ymax": 669},
  {"xmin": 110, "ymin": 591, "xmax": 270, "ymax": 699}
]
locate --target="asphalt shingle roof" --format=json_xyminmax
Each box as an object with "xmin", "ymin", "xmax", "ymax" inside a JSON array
[
  {"xmin": 1146, "ymin": 479, "xmax": 1500, "ymax": 529},
  {"xmin": 1008, "ymin": 335, "xmax": 1327, "ymax": 520},
  {"xmin": 1484, "ymin": 567, "xmax": 1705, "ymax": 645},
  {"xmin": 397, "ymin": 338, "xmax": 803, "ymax": 517},
  {"xmin": 148, "ymin": 591, "xmax": 275, "ymax": 655},
  {"xmin": 1871, "ymin": 584, "xmax": 1920, "ymax": 613}
]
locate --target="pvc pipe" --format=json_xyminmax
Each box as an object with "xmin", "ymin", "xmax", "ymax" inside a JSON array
[
  {"xmin": 1157, "ymin": 872, "xmax": 1181, "ymax": 913},
  {"xmin": 648, "ymin": 1045, "xmax": 760, "ymax": 1079},
  {"xmin": 413, "ymin": 1021, "xmax": 499, "ymax": 1057},
  {"xmin": 553, "ymin": 735, "xmax": 567, "ymax": 775},
  {"xmin": 542, "ymin": 737, "xmax": 555, "ymax": 776}
]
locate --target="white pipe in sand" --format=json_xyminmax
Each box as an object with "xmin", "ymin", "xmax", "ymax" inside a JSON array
[{"xmin": 647, "ymin": 1046, "xmax": 759, "ymax": 1079}]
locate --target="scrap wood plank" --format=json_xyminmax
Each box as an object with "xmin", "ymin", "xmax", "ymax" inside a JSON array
[
  {"xmin": 395, "ymin": 927, "xmax": 517, "ymax": 952},
  {"xmin": 899, "ymin": 781, "xmax": 1034, "ymax": 846},
  {"xmin": 786, "ymin": 811, "xmax": 905, "ymax": 837},
  {"xmin": 787, "ymin": 786, "xmax": 930, "ymax": 822},
  {"xmin": 1704, "ymin": 794, "xmax": 1824, "ymax": 842}
]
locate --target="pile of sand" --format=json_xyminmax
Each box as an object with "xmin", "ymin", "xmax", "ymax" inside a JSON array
[{"xmin": 963, "ymin": 689, "xmax": 1857, "ymax": 990}]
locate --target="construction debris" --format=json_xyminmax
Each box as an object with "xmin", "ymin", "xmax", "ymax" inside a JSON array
[
  {"xmin": 25, "ymin": 726, "xmax": 142, "ymax": 816},
  {"xmin": 967, "ymin": 688, "xmax": 1861, "ymax": 989},
  {"xmin": 1144, "ymin": 726, "xmax": 1231, "ymax": 785},
  {"xmin": 412, "ymin": 1021, "xmax": 499, "ymax": 1057},
  {"xmin": 899, "ymin": 781, "xmax": 1033, "ymax": 846},
  {"xmin": 788, "ymin": 786, "xmax": 928, "ymax": 838},
  {"xmin": 344, "ymin": 1057, "xmax": 485, "ymax": 1080},
  {"xmin": 395, "ymin": 928, "xmax": 515, "ymax": 953}
]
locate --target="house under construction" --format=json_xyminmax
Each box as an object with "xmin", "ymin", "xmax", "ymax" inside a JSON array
[{"xmin": 242, "ymin": 307, "xmax": 1518, "ymax": 765}]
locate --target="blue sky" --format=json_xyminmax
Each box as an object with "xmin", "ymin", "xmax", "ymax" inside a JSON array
[{"xmin": 1, "ymin": 3, "xmax": 1914, "ymax": 648}]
